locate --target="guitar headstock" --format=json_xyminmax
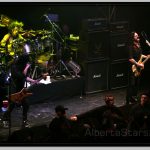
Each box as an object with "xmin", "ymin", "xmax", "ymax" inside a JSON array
[
  {"xmin": 21, "ymin": 88, "xmax": 28, "ymax": 94},
  {"xmin": 148, "ymin": 54, "xmax": 150, "ymax": 58}
]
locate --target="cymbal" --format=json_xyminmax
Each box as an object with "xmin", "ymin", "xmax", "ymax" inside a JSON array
[
  {"xmin": 37, "ymin": 53, "xmax": 56, "ymax": 63},
  {"xmin": 0, "ymin": 23, "xmax": 5, "ymax": 27},
  {"xmin": 21, "ymin": 30, "xmax": 36, "ymax": 37},
  {"xmin": 0, "ymin": 47, "xmax": 5, "ymax": 53},
  {"xmin": 36, "ymin": 30, "xmax": 51, "ymax": 35},
  {"xmin": 0, "ymin": 14, "xmax": 12, "ymax": 27}
]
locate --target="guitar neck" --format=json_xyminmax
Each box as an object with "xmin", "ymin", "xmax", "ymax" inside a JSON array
[{"xmin": 142, "ymin": 56, "xmax": 149, "ymax": 64}]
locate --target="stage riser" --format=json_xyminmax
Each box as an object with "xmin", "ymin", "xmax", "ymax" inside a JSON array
[{"xmin": 27, "ymin": 77, "xmax": 84, "ymax": 105}]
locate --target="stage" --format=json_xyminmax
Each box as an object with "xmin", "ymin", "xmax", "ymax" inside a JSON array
[{"xmin": 26, "ymin": 76, "xmax": 84, "ymax": 105}]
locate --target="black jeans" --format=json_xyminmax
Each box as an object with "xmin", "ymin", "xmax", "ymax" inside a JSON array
[{"xmin": 126, "ymin": 71, "xmax": 140, "ymax": 104}]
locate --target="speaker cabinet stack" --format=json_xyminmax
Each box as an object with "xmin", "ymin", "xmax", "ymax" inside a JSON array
[
  {"xmin": 79, "ymin": 19, "xmax": 129, "ymax": 93},
  {"xmin": 79, "ymin": 18, "xmax": 109, "ymax": 94},
  {"xmin": 109, "ymin": 21, "xmax": 129, "ymax": 89}
]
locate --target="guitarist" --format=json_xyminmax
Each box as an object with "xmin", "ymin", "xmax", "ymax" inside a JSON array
[
  {"xmin": 126, "ymin": 32, "xmax": 149, "ymax": 104},
  {"xmin": 2, "ymin": 54, "xmax": 38, "ymax": 128}
]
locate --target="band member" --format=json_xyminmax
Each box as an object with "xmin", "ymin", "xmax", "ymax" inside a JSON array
[
  {"xmin": 128, "ymin": 92, "xmax": 150, "ymax": 130},
  {"xmin": 126, "ymin": 32, "xmax": 149, "ymax": 104},
  {"xmin": 2, "ymin": 54, "xmax": 37, "ymax": 128}
]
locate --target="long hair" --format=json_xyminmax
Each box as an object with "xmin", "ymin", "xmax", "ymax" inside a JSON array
[
  {"xmin": 15, "ymin": 54, "xmax": 30, "ymax": 66},
  {"xmin": 127, "ymin": 31, "xmax": 136, "ymax": 47}
]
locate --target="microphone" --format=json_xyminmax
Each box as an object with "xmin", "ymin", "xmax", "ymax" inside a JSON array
[
  {"xmin": 40, "ymin": 14, "xmax": 47, "ymax": 19},
  {"xmin": 43, "ymin": 14, "xmax": 48, "ymax": 18},
  {"xmin": 146, "ymin": 40, "xmax": 150, "ymax": 47},
  {"xmin": 141, "ymin": 31, "xmax": 150, "ymax": 47}
]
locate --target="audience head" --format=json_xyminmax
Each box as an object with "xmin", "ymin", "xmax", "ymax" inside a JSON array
[
  {"xmin": 104, "ymin": 95, "xmax": 115, "ymax": 107},
  {"xmin": 140, "ymin": 92, "xmax": 150, "ymax": 106},
  {"xmin": 55, "ymin": 105, "xmax": 68, "ymax": 116}
]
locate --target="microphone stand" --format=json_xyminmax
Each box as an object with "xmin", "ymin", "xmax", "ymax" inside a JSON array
[
  {"xmin": 141, "ymin": 31, "xmax": 150, "ymax": 47},
  {"xmin": 7, "ymin": 74, "xmax": 12, "ymax": 138},
  {"xmin": 43, "ymin": 14, "xmax": 64, "ymax": 43},
  {"xmin": 3, "ymin": 40, "xmax": 12, "ymax": 137},
  {"xmin": 43, "ymin": 14, "xmax": 73, "ymax": 78}
]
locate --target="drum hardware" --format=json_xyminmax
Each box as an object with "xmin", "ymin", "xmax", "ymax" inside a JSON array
[
  {"xmin": 0, "ymin": 14, "xmax": 12, "ymax": 27},
  {"xmin": 31, "ymin": 65, "xmax": 39, "ymax": 79},
  {"xmin": 67, "ymin": 59, "xmax": 81, "ymax": 77},
  {"xmin": 12, "ymin": 38, "xmax": 26, "ymax": 56},
  {"xmin": 21, "ymin": 30, "xmax": 36, "ymax": 38},
  {"xmin": 35, "ymin": 30, "xmax": 52, "ymax": 37},
  {"xmin": 50, "ymin": 44, "xmax": 73, "ymax": 78},
  {"xmin": 41, "ymin": 14, "xmax": 73, "ymax": 78}
]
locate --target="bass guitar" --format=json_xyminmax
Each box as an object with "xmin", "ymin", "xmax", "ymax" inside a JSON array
[
  {"xmin": 132, "ymin": 55, "xmax": 150, "ymax": 77},
  {"xmin": 9, "ymin": 88, "xmax": 32, "ymax": 103}
]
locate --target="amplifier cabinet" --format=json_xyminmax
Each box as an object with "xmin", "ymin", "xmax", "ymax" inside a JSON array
[
  {"xmin": 110, "ymin": 32, "xmax": 129, "ymax": 62},
  {"xmin": 83, "ymin": 59, "xmax": 109, "ymax": 94},
  {"xmin": 79, "ymin": 30, "xmax": 110, "ymax": 61},
  {"xmin": 109, "ymin": 61, "xmax": 129, "ymax": 89}
]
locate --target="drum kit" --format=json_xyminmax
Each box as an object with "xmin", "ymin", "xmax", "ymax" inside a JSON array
[{"xmin": 0, "ymin": 14, "xmax": 80, "ymax": 81}]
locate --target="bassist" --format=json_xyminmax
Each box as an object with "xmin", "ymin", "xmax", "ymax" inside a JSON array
[{"xmin": 2, "ymin": 54, "xmax": 37, "ymax": 128}]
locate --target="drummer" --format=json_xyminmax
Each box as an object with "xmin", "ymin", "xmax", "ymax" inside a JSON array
[{"xmin": 0, "ymin": 20, "xmax": 25, "ymax": 57}]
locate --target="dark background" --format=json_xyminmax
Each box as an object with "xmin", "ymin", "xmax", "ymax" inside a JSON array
[
  {"xmin": 0, "ymin": 3, "xmax": 150, "ymax": 36},
  {"xmin": 0, "ymin": 3, "xmax": 150, "ymax": 54}
]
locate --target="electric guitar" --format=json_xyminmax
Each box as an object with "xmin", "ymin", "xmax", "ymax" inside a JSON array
[
  {"xmin": 132, "ymin": 55, "xmax": 150, "ymax": 77},
  {"xmin": 9, "ymin": 88, "xmax": 32, "ymax": 103}
]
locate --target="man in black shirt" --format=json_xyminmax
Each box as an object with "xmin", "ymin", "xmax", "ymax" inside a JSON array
[
  {"xmin": 2, "ymin": 54, "xmax": 37, "ymax": 128},
  {"xmin": 97, "ymin": 95, "xmax": 126, "ymax": 131},
  {"xmin": 128, "ymin": 92, "xmax": 150, "ymax": 130},
  {"xmin": 49, "ymin": 105, "xmax": 72, "ymax": 143}
]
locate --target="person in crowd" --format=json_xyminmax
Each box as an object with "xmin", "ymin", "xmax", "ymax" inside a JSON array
[
  {"xmin": 128, "ymin": 92, "xmax": 150, "ymax": 130},
  {"xmin": 48, "ymin": 105, "xmax": 73, "ymax": 143},
  {"xmin": 97, "ymin": 95, "xmax": 127, "ymax": 131},
  {"xmin": 126, "ymin": 32, "xmax": 149, "ymax": 104}
]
